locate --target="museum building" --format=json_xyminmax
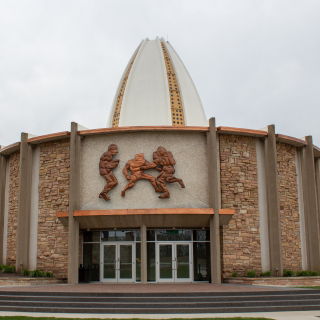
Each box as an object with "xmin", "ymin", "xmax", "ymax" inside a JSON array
[{"xmin": 1, "ymin": 37, "xmax": 320, "ymax": 284}]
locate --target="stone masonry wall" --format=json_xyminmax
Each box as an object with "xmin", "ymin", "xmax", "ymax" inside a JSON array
[
  {"xmin": 6, "ymin": 152, "xmax": 20, "ymax": 266},
  {"xmin": 220, "ymin": 135, "xmax": 260, "ymax": 277},
  {"xmin": 37, "ymin": 139, "xmax": 70, "ymax": 278},
  {"xmin": 276, "ymin": 142, "xmax": 302, "ymax": 272}
]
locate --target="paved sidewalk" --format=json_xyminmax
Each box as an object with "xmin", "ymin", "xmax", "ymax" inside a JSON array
[{"xmin": 0, "ymin": 310, "xmax": 319, "ymax": 319}]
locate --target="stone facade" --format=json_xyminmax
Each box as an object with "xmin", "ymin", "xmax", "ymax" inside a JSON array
[
  {"xmin": 219, "ymin": 135, "xmax": 261, "ymax": 277},
  {"xmin": 37, "ymin": 139, "xmax": 70, "ymax": 278},
  {"xmin": 277, "ymin": 142, "xmax": 302, "ymax": 272},
  {"xmin": 6, "ymin": 151, "xmax": 20, "ymax": 266}
]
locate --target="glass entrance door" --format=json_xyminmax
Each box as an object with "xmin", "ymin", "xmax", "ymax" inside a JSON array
[
  {"xmin": 101, "ymin": 243, "xmax": 134, "ymax": 282},
  {"xmin": 157, "ymin": 242, "xmax": 192, "ymax": 282}
]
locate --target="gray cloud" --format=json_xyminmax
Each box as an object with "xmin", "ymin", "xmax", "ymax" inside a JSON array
[{"xmin": 0, "ymin": 0, "xmax": 320, "ymax": 146}]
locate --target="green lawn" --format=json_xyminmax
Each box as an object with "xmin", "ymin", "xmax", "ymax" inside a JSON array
[{"xmin": 0, "ymin": 317, "xmax": 275, "ymax": 320}]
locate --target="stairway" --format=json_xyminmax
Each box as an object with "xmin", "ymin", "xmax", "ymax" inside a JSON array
[{"xmin": 0, "ymin": 289, "xmax": 319, "ymax": 314}]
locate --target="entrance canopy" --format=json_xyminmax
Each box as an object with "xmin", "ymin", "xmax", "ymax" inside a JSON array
[{"xmin": 57, "ymin": 208, "xmax": 234, "ymax": 229}]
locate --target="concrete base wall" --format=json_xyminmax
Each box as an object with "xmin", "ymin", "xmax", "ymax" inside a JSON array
[{"xmin": 224, "ymin": 276, "xmax": 320, "ymax": 286}]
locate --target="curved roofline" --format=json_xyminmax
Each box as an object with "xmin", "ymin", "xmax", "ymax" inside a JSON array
[{"xmin": 0, "ymin": 126, "xmax": 316, "ymax": 157}]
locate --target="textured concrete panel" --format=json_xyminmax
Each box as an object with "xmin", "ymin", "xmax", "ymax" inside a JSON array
[{"xmin": 80, "ymin": 132, "xmax": 208, "ymax": 210}]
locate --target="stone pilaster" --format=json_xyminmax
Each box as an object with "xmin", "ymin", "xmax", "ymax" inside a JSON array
[
  {"xmin": 0, "ymin": 154, "xmax": 7, "ymax": 265},
  {"xmin": 68, "ymin": 122, "xmax": 80, "ymax": 284},
  {"xmin": 140, "ymin": 225, "xmax": 147, "ymax": 284},
  {"xmin": 265, "ymin": 125, "xmax": 283, "ymax": 276},
  {"xmin": 16, "ymin": 133, "xmax": 32, "ymax": 271},
  {"xmin": 315, "ymin": 158, "xmax": 320, "ymax": 236},
  {"xmin": 207, "ymin": 117, "xmax": 221, "ymax": 284},
  {"xmin": 301, "ymin": 136, "xmax": 320, "ymax": 272}
]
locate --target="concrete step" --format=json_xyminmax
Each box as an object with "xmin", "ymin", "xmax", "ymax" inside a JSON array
[
  {"xmin": 1, "ymin": 298, "xmax": 320, "ymax": 308},
  {"xmin": 0, "ymin": 289, "xmax": 319, "ymax": 297},
  {"xmin": 0, "ymin": 305, "xmax": 320, "ymax": 314},
  {"xmin": 0, "ymin": 293, "xmax": 320, "ymax": 303},
  {"xmin": 0, "ymin": 289, "xmax": 319, "ymax": 313}
]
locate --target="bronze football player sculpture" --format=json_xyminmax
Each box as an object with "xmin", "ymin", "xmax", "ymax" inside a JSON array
[
  {"xmin": 121, "ymin": 153, "xmax": 162, "ymax": 197},
  {"xmin": 151, "ymin": 146, "xmax": 185, "ymax": 199},
  {"xmin": 99, "ymin": 144, "xmax": 119, "ymax": 201}
]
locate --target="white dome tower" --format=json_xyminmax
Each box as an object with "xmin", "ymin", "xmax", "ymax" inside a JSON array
[{"xmin": 107, "ymin": 37, "xmax": 208, "ymax": 127}]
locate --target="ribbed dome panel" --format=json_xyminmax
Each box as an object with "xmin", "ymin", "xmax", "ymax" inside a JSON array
[{"xmin": 107, "ymin": 37, "xmax": 207, "ymax": 127}]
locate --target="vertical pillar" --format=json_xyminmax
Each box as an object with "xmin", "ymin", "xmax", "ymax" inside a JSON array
[
  {"xmin": 265, "ymin": 125, "xmax": 283, "ymax": 276},
  {"xmin": 207, "ymin": 117, "xmax": 221, "ymax": 284},
  {"xmin": 315, "ymin": 158, "xmax": 320, "ymax": 234},
  {"xmin": 68, "ymin": 122, "xmax": 80, "ymax": 284},
  {"xmin": 140, "ymin": 225, "xmax": 147, "ymax": 284},
  {"xmin": 295, "ymin": 149, "xmax": 308, "ymax": 270},
  {"xmin": 16, "ymin": 133, "xmax": 33, "ymax": 272},
  {"xmin": 301, "ymin": 136, "xmax": 320, "ymax": 272},
  {"xmin": 0, "ymin": 154, "xmax": 7, "ymax": 265},
  {"xmin": 255, "ymin": 138, "xmax": 270, "ymax": 272}
]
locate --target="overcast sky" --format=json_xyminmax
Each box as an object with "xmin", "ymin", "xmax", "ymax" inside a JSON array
[{"xmin": 1, "ymin": 0, "xmax": 320, "ymax": 146}]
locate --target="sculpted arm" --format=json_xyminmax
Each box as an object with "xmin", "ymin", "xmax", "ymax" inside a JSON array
[
  {"xmin": 141, "ymin": 160, "xmax": 157, "ymax": 170},
  {"xmin": 122, "ymin": 161, "xmax": 131, "ymax": 180},
  {"xmin": 109, "ymin": 159, "xmax": 120, "ymax": 169},
  {"xmin": 167, "ymin": 151, "xmax": 176, "ymax": 165}
]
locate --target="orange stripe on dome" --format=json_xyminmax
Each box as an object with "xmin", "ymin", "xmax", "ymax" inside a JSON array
[
  {"xmin": 112, "ymin": 45, "xmax": 141, "ymax": 128},
  {"xmin": 160, "ymin": 41, "xmax": 185, "ymax": 126}
]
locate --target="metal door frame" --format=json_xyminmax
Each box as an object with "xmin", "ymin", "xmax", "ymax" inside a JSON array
[
  {"xmin": 156, "ymin": 241, "xmax": 192, "ymax": 283},
  {"xmin": 100, "ymin": 242, "xmax": 135, "ymax": 283}
]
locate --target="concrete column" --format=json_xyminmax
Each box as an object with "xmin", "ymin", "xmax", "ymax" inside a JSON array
[
  {"xmin": 296, "ymin": 149, "xmax": 308, "ymax": 270},
  {"xmin": 315, "ymin": 158, "xmax": 320, "ymax": 235},
  {"xmin": 0, "ymin": 154, "xmax": 7, "ymax": 265},
  {"xmin": 29, "ymin": 146, "xmax": 40, "ymax": 270},
  {"xmin": 255, "ymin": 138, "xmax": 270, "ymax": 272},
  {"xmin": 265, "ymin": 125, "xmax": 283, "ymax": 276},
  {"xmin": 207, "ymin": 117, "xmax": 221, "ymax": 284},
  {"xmin": 68, "ymin": 122, "xmax": 81, "ymax": 284},
  {"xmin": 301, "ymin": 136, "xmax": 320, "ymax": 272},
  {"xmin": 140, "ymin": 225, "xmax": 147, "ymax": 284},
  {"xmin": 16, "ymin": 133, "xmax": 33, "ymax": 272}
]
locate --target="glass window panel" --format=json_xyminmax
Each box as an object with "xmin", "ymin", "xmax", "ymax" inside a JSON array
[
  {"xmin": 103, "ymin": 245, "xmax": 116, "ymax": 279},
  {"xmin": 159, "ymin": 244, "xmax": 172, "ymax": 279},
  {"xmin": 136, "ymin": 243, "xmax": 141, "ymax": 281},
  {"xmin": 193, "ymin": 242, "xmax": 211, "ymax": 281},
  {"xmin": 117, "ymin": 231, "xmax": 134, "ymax": 241},
  {"xmin": 101, "ymin": 231, "xmax": 115, "ymax": 241},
  {"xmin": 193, "ymin": 230, "xmax": 210, "ymax": 241},
  {"xmin": 119, "ymin": 244, "xmax": 132, "ymax": 279},
  {"xmin": 147, "ymin": 230, "xmax": 155, "ymax": 241},
  {"xmin": 83, "ymin": 231, "xmax": 100, "ymax": 243},
  {"xmin": 157, "ymin": 230, "xmax": 191, "ymax": 241},
  {"xmin": 101, "ymin": 230, "xmax": 134, "ymax": 241},
  {"xmin": 147, "ymin": 243, "xmax": 156, "ymax": 281},
  {"xmin": 176, "ymin": 244, "xmax": 190, "ymax": 279},
  {"xmin": 136, "ymin": 230, "xmax": 141, "ymax": 241},
  {"xmin": 83, "ymin": 243, "xmax": 100, "ymax": 281}
]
